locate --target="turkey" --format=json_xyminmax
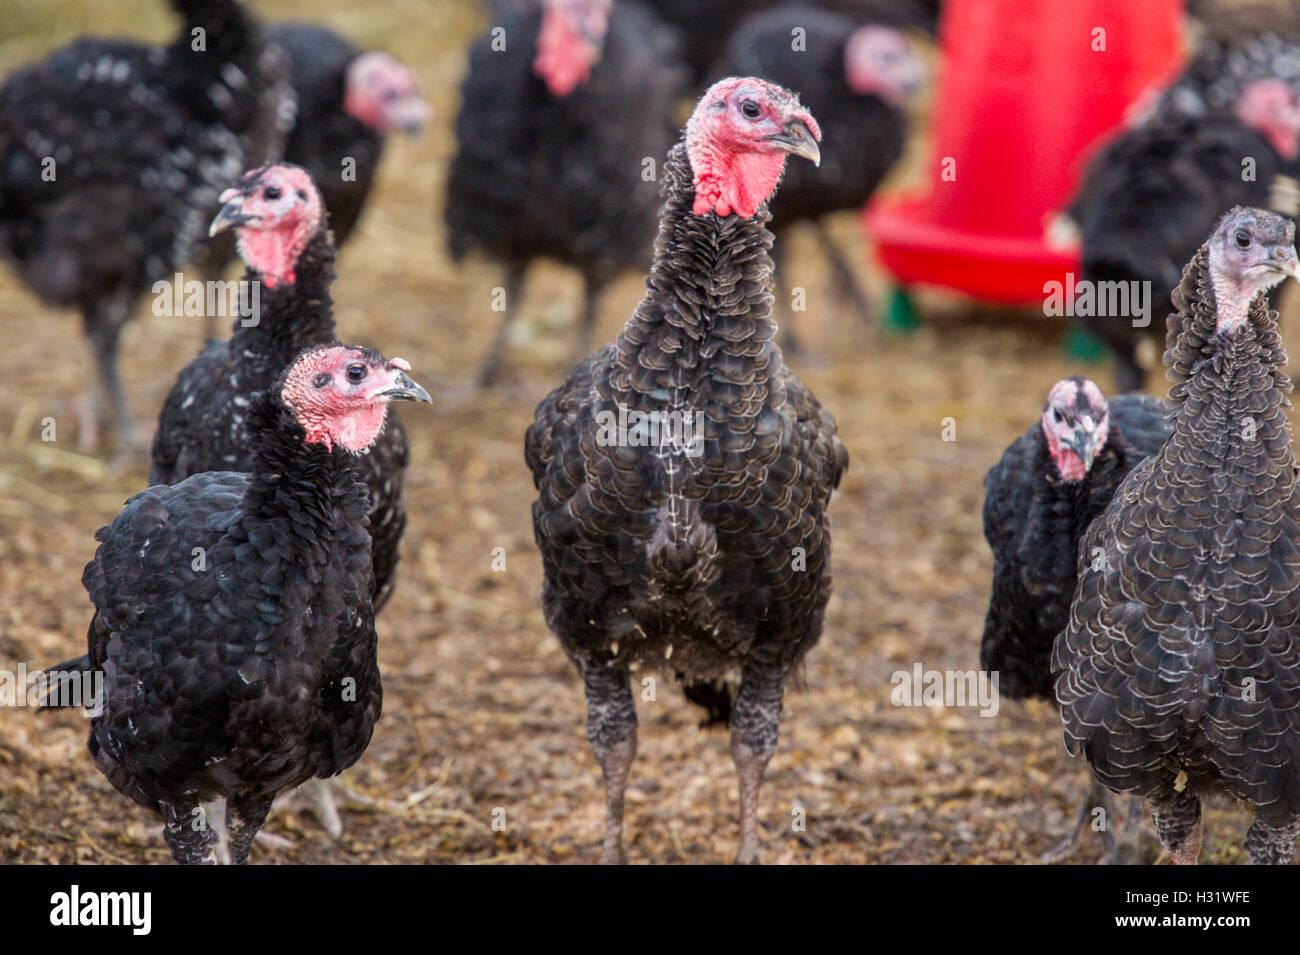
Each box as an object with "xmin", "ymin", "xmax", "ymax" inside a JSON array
[
  {"xmin": 980, "ymin": 376, "xmax": 1170, "ymax": 861},
  {"xmin": 526, "ymin": 77, "xmax": 846, "ymax": 864},
  {"xmin": 983, "ymin": 378, "xmax": 1171, "ymax": 700},
  {"xmin": 1054, "ymin": 206, "xmax": 1300, "ymax": 865},
  {"xmin": 151, "ymin": 163, "xmax": 416, "ymax": 618},
  {"xmin": 1140, "ymin": 2, "xmax": 1300, "ymax": 127},
  {"xmin": 265, "ymin": 23, "xmax": 429, "ymax": 248},
  {"xmin": 1067, "ymin": 0, "xmax": 1300, "ymax": 396},
  {"xmin": 42, "ymin": 343, "xmax": 431, "ymax": 864},
  {"xmin": 644, "ymin": 0, "xmax": 938, "ymax": 84},
  {"xmin": 445, "ymin": 0, "xmax": 687, "ymax": 385},
  {"xmin": 1069, "ymin": 77, "xmax": 1300, "ymax": 393},
  {"xmin": 711, "ymin": 4, "xmax": 923, "ymax": 353},
  {"xmin": 0, "ymin": 0, "xmax": 291, "ymax": 449}
]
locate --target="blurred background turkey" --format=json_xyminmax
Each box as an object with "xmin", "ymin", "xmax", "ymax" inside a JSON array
[{"xmin": 4, "ymin": 0, "xmax": 1300, "ymax": 865}]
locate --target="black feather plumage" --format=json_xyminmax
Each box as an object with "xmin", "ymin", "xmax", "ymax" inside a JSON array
[
  {"xmin": 981, "ymin": 393, "xmax": 1170, "ymax": 701},
  {"xmin": 1070, "ymin": 117, "xmax": 1294, "ymax": 392},
  {"xmin": 1069, "ymin": 7, "xmax": 1300, "ymax": 393},
  {"xmin": 446, "ymin": 2, "xmax": 681, "ymax": 280},
  {"xmin": 525, "ymin": 137, "xmax": 847, "ymax": 862},
  {"xmin": 645, "ymin": 0, "xmax": 938, "ymax": 84},
  {"xmin": 56, "ymin": 371, "xmax": 380, "ymax": 864},
  {"xmin": 1054, "ymin": 208, "xmax": 1300, "ymax": 864},
  {"xmin": 149, "ymin": 186, "xmax": 411, "ymax": 613},
  {"xmin": 715, "ymin": 5, "xmax": 907, "ymax": 231},
  {"xmin": 710, "ymin": 3, "xmax": 911, "ymax": 346},
  {"xmin": 1144, "ymin": 3, "xmax": 1300, "ymax": 125},
  {"xmin": 445, "ymin": 0, "xmax": 686, "ymax": 381},
  {"xmin": 0, "ymin": 0, "xmax": 291, "ymax": 441}
]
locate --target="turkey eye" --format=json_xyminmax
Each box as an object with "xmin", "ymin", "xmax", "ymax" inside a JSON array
[
  {"xmin": 1235, "ymin": 230, "xmax": 1251, "ymax": 248},
  {"xmin": 264, "ymin": 186, "xmax": 282, "ymax": 201},
  {"xmin": 741, "ymin": 100, "xmax": 760, "ymax": 119},
  {"xmin": 296, "ymin": 189, "xmax": 308, "ymax": 200},
  {"xmin": 313, "ymin": 372, "xmax": 331, "ymax": 388},
  {"xmin": 346, "ymin": 364, "xmax": 366, "ymax": 383}
]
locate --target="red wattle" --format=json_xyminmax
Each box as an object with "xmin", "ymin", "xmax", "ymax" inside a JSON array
[
  {"xmin": 534, "ymin": 9, "xmax": 593, "ymax": 98},
  {"xmin": 690, "ymin": 146, "xmax": 787, "ymax": 219},
  {"xmin": 237, "ymin": 227, "xmax": 307, "ymax": 288}
]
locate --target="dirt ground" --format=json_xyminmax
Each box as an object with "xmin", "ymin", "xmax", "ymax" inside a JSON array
[{"xmin": 0, "ymin": 0, "xmax": 1276, "ymax": 865}]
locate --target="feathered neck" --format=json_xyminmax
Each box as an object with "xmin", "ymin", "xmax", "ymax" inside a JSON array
[
  {"xmin": 1162, "ymin": 245, "xmax": 1295, "ymax": 477},
  {"xmin": 608, "ymin": 142, "xmax": 780, "ymax": 405},
  {"xmin": 230, "ymin": 229, "xmax": 337, "ymax": 365},
  {"xmin": 243, "ymin": 388, "xmax": 366, "ymax": 522},
  {"xmin": 1165, "ymin": 245, "xmax": 1293, "ymax": 405}
]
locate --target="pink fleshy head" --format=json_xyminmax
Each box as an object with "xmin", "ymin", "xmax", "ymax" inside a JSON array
[{"xmin": 685, "ymin": 76, "xmax": 822, "ymax": 218}]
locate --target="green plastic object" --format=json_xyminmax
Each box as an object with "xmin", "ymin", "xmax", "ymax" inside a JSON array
[
  {"xmin": 1064, "ymin": 324, "xmax": 1107, "ymax": 362},
  {"xmin": 883, "ymin": 286, "xmax": 919, "ymax": 334}
]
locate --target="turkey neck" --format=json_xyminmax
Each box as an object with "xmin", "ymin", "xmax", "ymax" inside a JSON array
[
  {"xmin": 1027, "ymin": 430, "xmax": 1130, "ymax": 576},
  {"xmin": 1165, "ymin": 249, "xmax": 1296, "ymax": 492},
  {"xmin": 244, "ymin": 393, "xmax": 368, "ymax": 538},
  {"xmin": 608, "ymin": 142, "xmax": 780, "ymax": 410},
  {"xmin": 230, "ymin": 230, "xmax": 337, "ymax": 372}
]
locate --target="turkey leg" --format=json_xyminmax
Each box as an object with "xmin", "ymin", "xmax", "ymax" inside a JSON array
[
  {"xmin": 582, "ymin": 663, "xmax": 637, "ymax": 864},
  {"xmin": 730, "ymin": 662, "xmax": 784, "ymax": 865}
]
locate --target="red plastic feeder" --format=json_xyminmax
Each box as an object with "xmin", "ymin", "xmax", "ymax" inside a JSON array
[{"xmin": 866, "ymin": 0, "xmax": 1185, "ymax": 305}]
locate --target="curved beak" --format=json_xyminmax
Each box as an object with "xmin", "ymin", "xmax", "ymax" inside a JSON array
[
  {"xmin": 1061, "ymin": 424, "xmax": 1099, "ymax": 472},
  {"xmin": 380, "ymin": 371, "xmax": 432, "ymax": 404},
  {"xmin": 896, "ymin": 66, "xmax": 925, "ymax": 101},
  {"xmin": 765, "ymin": 118, "xmax": 821, "ymax": 167},
  {"xmin": 209, "ymin": 196, "xmax": 256, "ymax": 237},
  {"xmin": 1265, "ymin": 244, "xmax": 1300, "ymax": 283},
  {"xmin": 388, "ymin": 95, "xmax": 433, "ymax": 137}
]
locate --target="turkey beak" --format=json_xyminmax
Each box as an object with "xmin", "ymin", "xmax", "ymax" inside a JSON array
[
  {"xmin": 1063, "ymin": 423, "xmax": 1099, "ymax": 472},
  {"xmin": 1266, "ymin": 244, "xmax": 1300, "ymax": 283},
  {"xmin": 767, "ymin": 118, "xmax": 821, "ymax": 166},
  {"xmin": 390, "ymin": 95, "xmax": 433, "ymax": 137},
  {"xmin": 380, "ymin": 371, "xmax": 432, "ymax": 404},
  {"xmin": 897, "ymin": 63, "xmax": 926, "ymax": 100},
  {"xmin": 209, "ymin": 195, "xmax": 256, "ymax": 237}
]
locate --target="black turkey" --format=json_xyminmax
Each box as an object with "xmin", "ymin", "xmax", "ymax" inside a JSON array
[
  {"xmin": 1054, "ymin": 206, "xmax": 1300, "ymax": 865},
  {"xmin": 1140, "ymin": 2, "xmax": 1300, "ymax": 127},
  {"xmin": 526, "ymin": 77, "xmax": 845, "ymax": 864},
  {"xmin": 43, "ymin": 344, "xmax": 431, "ymax": 864},
  {"xmin": 151, "ymin": 163, "xmax": 416, "ymax": 618},
  {"xmin": 644, "ymin": 0, "xmax": 938, "ymax": 84},
  {"xmin": 266, "ymin": 23, "xmax": 428, "ymax": 248},
  {"xmin": 445, "ymin": 0, "xmax": 687, "ymax": 384},
  {"xmin": 981, "ymin": 376, "xmax": 1170, "ymax": 861},
  {"xmin": 0, "ymin": 0, "xmax": 290, "ymax": 448},
  {"xmin": 1069, "ymin": 78, "xmax": 1300, "ymax": 393},
  {"xmin": 982, "ymin": 377, "xmax": 1170, "ymax": 700}
]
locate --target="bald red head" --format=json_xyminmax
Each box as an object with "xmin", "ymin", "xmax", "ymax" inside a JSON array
[
  {"xmin": 1041, "ymin": 376, "xmax": 1110, "ymax": 482},
  {"xmin": 209, "ymin": 164, "xmax": 324, "ymax": 288},
  {"xmin": 281, "ymin": 344, "xmax": 431, "ymax": 453},
  {"xmin": 344, "ymin": 52, "xmax": 431, "ymax": 135},
  {"xmin": 844, "ymin": 25, "xmax": 924, "ymax": 105},
  {"xmin": 1236, "ymin": 78, "xmax": 1300, "ymax": 161},
  {"xmin": 685, "ymin": 77, "xmax": 821, "ymax": 219}
]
